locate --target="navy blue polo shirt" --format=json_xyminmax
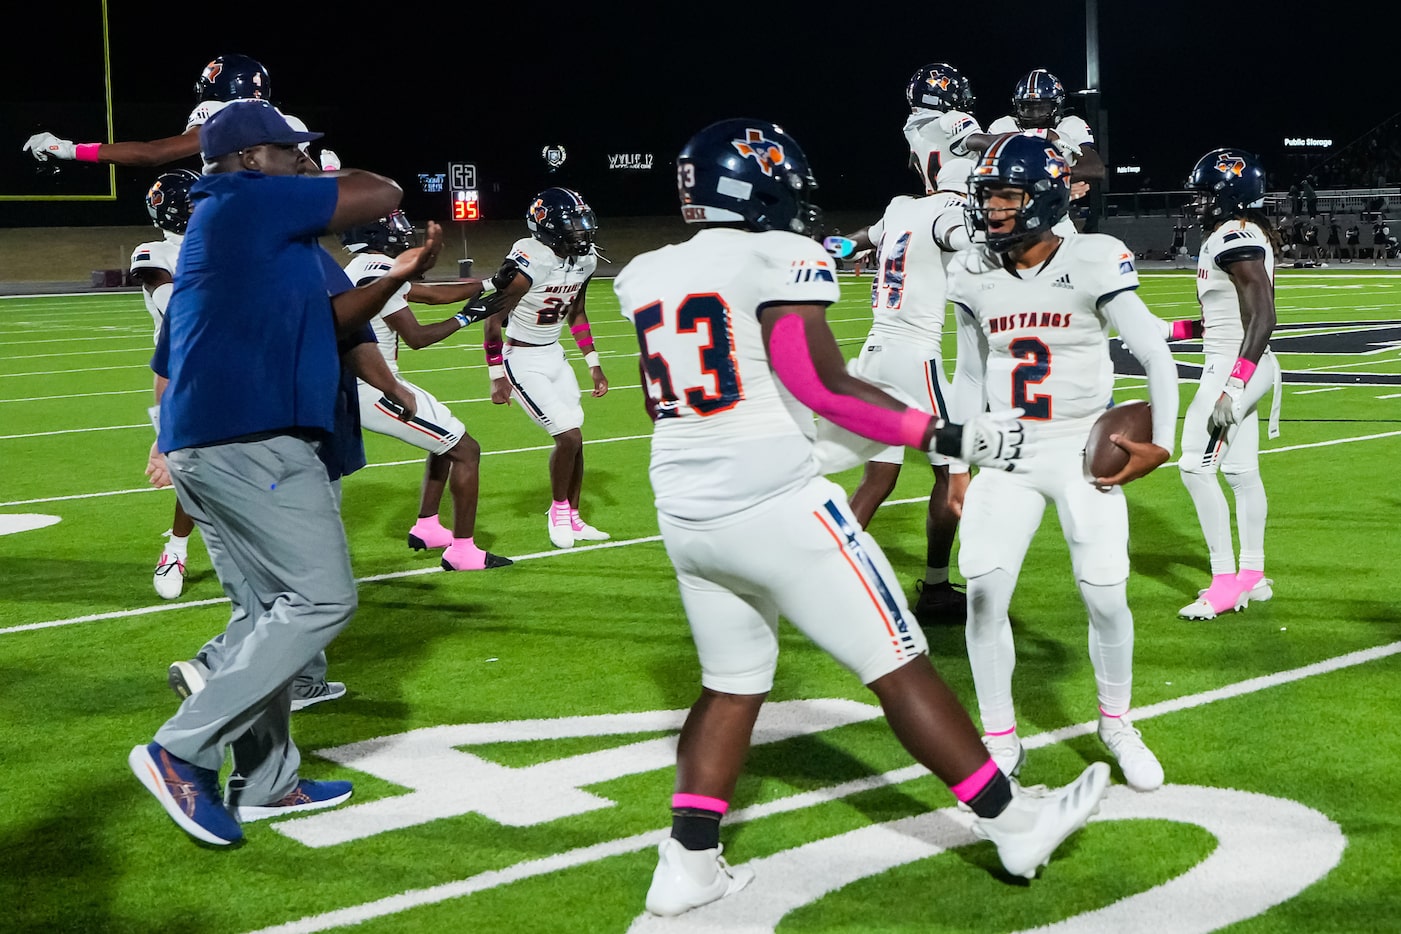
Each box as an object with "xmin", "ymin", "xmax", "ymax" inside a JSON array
[
  {"xmin": 318, "ymin": 248, "xmax": 370, "ymax": 481},
  {"xmin": 156, "ymin": 170, "xmax": 340, "ymax": 453}
]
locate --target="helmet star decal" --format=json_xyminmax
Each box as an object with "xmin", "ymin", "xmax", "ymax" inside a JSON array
[{"xmin": 731, "ymin": 129, "xmax": 785, "ymax": 177}]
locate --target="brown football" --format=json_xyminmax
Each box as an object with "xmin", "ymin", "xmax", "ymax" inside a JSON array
[{"xmin": 1083, "ymin": 401, "xmax": 1153, "ymax": 482}]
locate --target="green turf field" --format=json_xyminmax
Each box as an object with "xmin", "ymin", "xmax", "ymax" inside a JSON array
[{"xmin": 2, "ymin": 269, "xmax": 1399, "ymax": 933}]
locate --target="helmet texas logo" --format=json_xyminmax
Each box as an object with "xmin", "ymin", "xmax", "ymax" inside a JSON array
[
  {"xmin": 731, "ymin": 129, "xmax": 784, "ymax": 176},
  {"xmin": 1216, "ymin": 157, "xmax": 1247, "ymax": 177}
]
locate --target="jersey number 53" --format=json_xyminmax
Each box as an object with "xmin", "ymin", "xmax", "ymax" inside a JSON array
[{"xmin": 632, "ymin": 295, "xmax": 744, "ymax": 418}]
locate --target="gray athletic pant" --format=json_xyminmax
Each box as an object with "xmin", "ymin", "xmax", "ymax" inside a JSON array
[
  {"xmin": 195, "ymin": 478, "xmax": 342, "ymax": 690},
  {"xmin": 154, "ymin": 435, "xmax": 357, "ymax": 805}
]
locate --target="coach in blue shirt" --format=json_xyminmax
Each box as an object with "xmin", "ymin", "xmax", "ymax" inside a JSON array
[{"xmin": 129, "ymin": 100, "xmax": 410, "ymax": 847}]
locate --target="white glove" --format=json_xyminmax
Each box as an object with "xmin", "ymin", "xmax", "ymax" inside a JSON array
[
  {"xmin": 23, "ymin": 132, "xmax": 75, "ymax": 162},
  {"xmin": 955, "ymin": 407, "xmax": 1027, "ymax": 471},
  {"xmin": 318, "ymin": 148, "xmax": 341, "ymax": 172},
  {"xmin": 937, "ymin": 111, "xmax": 980, "ymax": 157},
  {"xmin": 1210, "ymin": 377, "xmax": 1246, "ymax": 430},
  {"xmin": 1051, "ymin": 136, "xmax": 1083, "ymax": 162}
]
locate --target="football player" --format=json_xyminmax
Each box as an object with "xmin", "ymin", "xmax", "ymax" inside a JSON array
[
  {"xmin": 479, "ymin": 187, "xmax": 610, "ymax": 548},
  {"xmin": 947, "ymin": 134, "xmax": 1180, "ymax": 793},
  {"xmin": 1170, "ymin": 149, "xmax": 1281, "ymax": 619},
  {"xmin": 22, "ymin": 53, "xmax": 338, "ymax": 171},
  {"xmin": 615, "ymin": 117, "xmax": 1108, "ymax": 917},
  {"xmin": 339, "ymin": 211, "xmax": 512, "ymax": 571},
  {"xmin": 901, "ymin": 62, "xmax": 983, "ymax": 194},
  {"xmin": 133, "ymin": 170, "xmax": 200, "ymax": 599},
  {"xmin": 817, "ymin": 158, "xmax": 979, "ymax": 626},
  {"xmin": 967, "ymin": 69, "xmax": 1103, "ymax": 236}
]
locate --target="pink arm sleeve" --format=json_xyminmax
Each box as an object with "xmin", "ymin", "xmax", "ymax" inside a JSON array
[{"xmin": 768, "ymin": 314, "xmax": 932, "ymax": 448}]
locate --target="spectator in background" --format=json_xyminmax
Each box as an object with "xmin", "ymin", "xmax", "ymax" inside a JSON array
[
  {"xmin": 1277, "ymin": 220, "xmax": 1295, "ymax": 263},
  {"xmin": 1374, "ymin": 218, "xmax": 1392, "ymax": 266},
  {"xmin": 1288, "ymin": 181, "xmax": 1302, "ymax": 217},
  {"xmin": 1303, "ymin": 220, "xmax": 1322, "ymax": 265},
  {"xmin": 1301, "ymin": 176, "xmax": 1318, "ymax": 218},
  {"xmin": 1171, "ymin": 221, "xmax": 1190, "ymax": 269},
  {"xmin": 1326, "ymin": 219, "xmax": 1342, "ymax": 262},
  {"xmin": 1346, "ymin": 222, "xmax": 1361, "ymax": 261}
]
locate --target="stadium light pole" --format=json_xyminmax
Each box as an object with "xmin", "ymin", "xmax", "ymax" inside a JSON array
[{"xmin": 1082, "ymin": 0, "xmax": 1105, "ymax": 230}]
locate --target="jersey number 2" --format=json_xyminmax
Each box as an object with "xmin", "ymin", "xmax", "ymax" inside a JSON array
[
  {"xmin": 633, "ymin": 295, "xmax": 743, "ymax": 417},
  {"xmin": 1010, "ymin": 337, "xmax": 1052, "ymax": 419}
]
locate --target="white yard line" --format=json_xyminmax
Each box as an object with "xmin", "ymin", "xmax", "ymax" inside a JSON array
[{"xmin": 237, "ymin": 640, "xmax": 1401, "ymax": 934}]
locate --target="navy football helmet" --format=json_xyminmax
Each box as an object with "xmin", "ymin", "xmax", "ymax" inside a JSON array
[
  {"xmin": 194, "ymin": 54, "xmax": 272, "ymax": 103},
  {"xmin": 1185, "ymin": 148, "xmax": 1267, "ymax": 231},
  {"xmin": 145, "ymin": 169, "xmax": 199, "ymax": 235},
  {"xmin": 340, "ymin": 210, "xmax": 416, "ymax": 256},
  {"xmin": 526, "ymin": 187, "xmax": 598, "ymax": 257},
  {"xmin": 965, "ymin": 134, "xmax": 1071, "ymax": 253},
  {"xmin": 1012, "ymin": 69, "xmax": 1065, "ymax": 129},
  {"xmin": 905, "ymin": 63, "xmax": 975, "ymax": 114},
  {"xmin": 675, "ymin": 118, "xmax": 822, "ymax": 237}
]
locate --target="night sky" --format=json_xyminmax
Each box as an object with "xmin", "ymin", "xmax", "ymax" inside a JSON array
[{"xmin": 5, "ymin": 2, "xmax": 1399, "ymax": 228}]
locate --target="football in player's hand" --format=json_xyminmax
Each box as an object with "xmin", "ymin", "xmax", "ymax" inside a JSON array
[{"xmin": 1083, "ymin": 401, "xmax": 1152, "ymax": 482}]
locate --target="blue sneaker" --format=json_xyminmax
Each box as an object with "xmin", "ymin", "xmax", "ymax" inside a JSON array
[
  {"xmin": 128, "ymin": 742, "xmax": 242, "ymax": 846},
  {"xmin": 234, "ymin": 779, "xmax": 353, "ymax": 823}
]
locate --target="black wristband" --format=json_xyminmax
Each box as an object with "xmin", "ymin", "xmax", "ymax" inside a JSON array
[{"xmin": 932, "ymin": 420, "xmax": 964, "ymax": 458}]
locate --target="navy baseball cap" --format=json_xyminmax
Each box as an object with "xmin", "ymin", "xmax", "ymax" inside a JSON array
[{"xmin": 200, "ymin": 100, "xmax": 322, "ymax": 160}]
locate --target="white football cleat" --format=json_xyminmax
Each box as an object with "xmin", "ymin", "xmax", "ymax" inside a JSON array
[
  {"xmin": 547, "ymin": 511, "xmax": 574, "ymax": 549},
  {"xmin": 982, "ymin": 732, "xmax": 1025, "ymax": 779},
  {"xmin": 972, "ymin": 761, "xmax": 1110, "ymax": 879},
  {"xmin": 644, "ymin": 838, "xmax": 754, "ymax": 917},
  {"xmin": 571, "ymin": 521, "xmax": 610, "ymax": 542},
  {"xmin": 1241, "ymin": 577, "xmax": 1274, "ymax": 602},
  {"xmin": 153, "ymin": 547, "xmax": 186, "ymax": 600},
  {"xmin": 1098, "ymin": 715, "xmax": 1164, "ymax": 792},
  {"xmin": 1178, "ymin": 577, "xmax": 1250, "ymax": 620}
]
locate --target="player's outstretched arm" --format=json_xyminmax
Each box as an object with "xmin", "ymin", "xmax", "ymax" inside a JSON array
[
  {"xmin": 1098, "ymin": 290, "xmax": 1178, "ymax": 485},
  {"xmin": 760, "ymin": 304, "xmax": 1026, "ymax": 470},
  {"xmin": 24, "ymin": 128, "xmax": 201, "ymax": 167}
]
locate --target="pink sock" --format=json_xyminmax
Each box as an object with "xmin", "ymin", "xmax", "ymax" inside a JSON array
[
  {"xmin": 1201, "ymin": 572, "xmax": 1245, "ymax": 611},
  {"xmin": 1236, "ymin": 569, "xmax": 1265, "ymax": 590},
  {"xmin": 409, "ymin": 516, "xmax": 453, "ymax": 549},
  {"xmin": 443, "ymin": 537, "xmax": 486, "ymax": 570},
  {"xmin": 550, "ymin": 500, "xmax": 571, "ymax": 524}
]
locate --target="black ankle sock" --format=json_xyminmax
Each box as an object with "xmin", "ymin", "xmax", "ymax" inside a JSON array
[
  {"xmin": 671, "ymin": 807, "xmax": 722, "ymax": 851},
  {"xmin": 966, "ymin": 770, "xmax": 1014, "ymax": 819}
]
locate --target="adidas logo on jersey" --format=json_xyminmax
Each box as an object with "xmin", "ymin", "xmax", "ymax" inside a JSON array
[{"xmin": 1052, "ymin": 273, "xmax": 1074, "ymax": 289}]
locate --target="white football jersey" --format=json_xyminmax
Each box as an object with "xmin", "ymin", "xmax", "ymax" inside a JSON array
[
  {"xmin": 344, "ymin": 251, "xmax": 413, "ymax": 375},
  {"xmin": 503, "ymin": 237, "xmax": 597, "ymax": 345},
  {"xmin": 1196, "ymin": 219, "xmax": 1275, "ymax": 359},
  {"xmin": 129, "ymin": 233, "xmax": 182, "ymax": 339},
  {"xmin": 614, "ymin": 228, "xmax": 841, "ymax": 518},
  {"xmin": 904, "ymin": 110, "xmax": 980, "ymax": 192},
  {"xmin": 866, "ymin": 192, "xmax": 967, "ymax": 347},
  {"xmin": 986, "ymin": 115, "xmax": 1095, "ymax": 153},
  {"xmin": 947, "ymin": 234, "xmax": 1140, "ymax": 427}
]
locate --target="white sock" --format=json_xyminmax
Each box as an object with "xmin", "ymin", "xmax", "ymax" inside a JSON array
[
  {"xmin": 924, "ymin": 566, "xmax": 950, "ymax": 586},
  {"xmin": 966, "ymin": 569, "xmax": 1018, "ymax": 733},
  {"xmin": 1225, "ymin": 469, "xmax": 1268, "ymax": 572},
  {"xmin": 1180, "ymin": 469, "xmax": 1236, "ymax": 575},
  {"xmin": 165, "ymin": 531, "xmax": 189, "ymax": 559}
]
